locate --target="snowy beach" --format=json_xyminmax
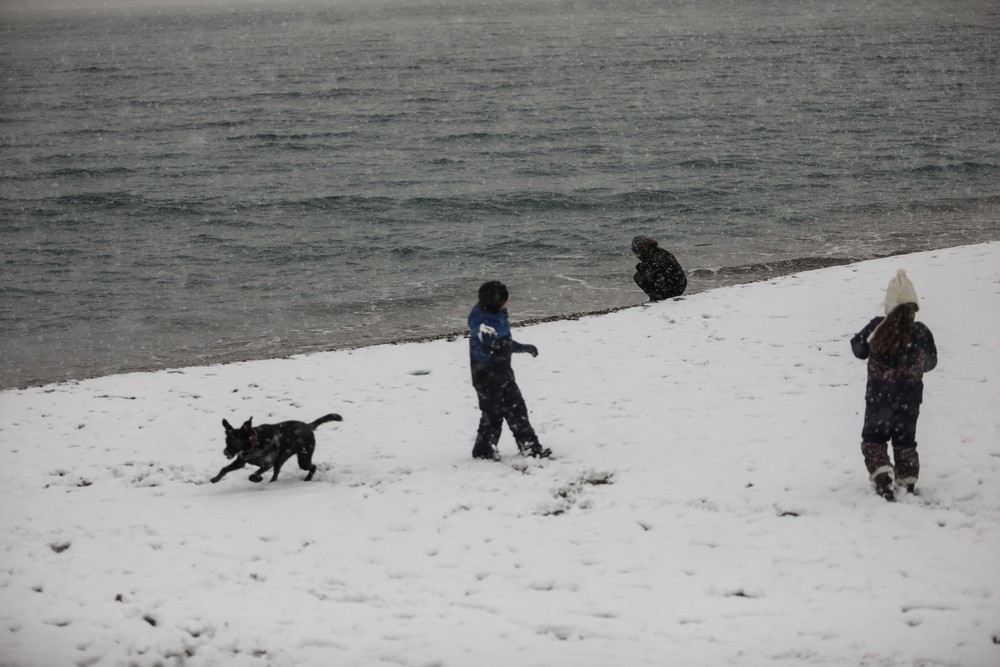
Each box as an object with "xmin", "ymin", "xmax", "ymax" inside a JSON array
[{"xmin": 1, "ymin": 242, "xmax": 998, "ymax": 666}]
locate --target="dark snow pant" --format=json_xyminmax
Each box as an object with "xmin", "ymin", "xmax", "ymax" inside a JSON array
[
  {"xmin": 633, "ymin": 273, "xmax": 686, "ymax": 302},
  {"xmin": 861, "ymin": 402, "xmax": 920, "ymax": 485},
  {"xmin": 471, "ymin": 371, "xmax": 540, "ymax": 459}
]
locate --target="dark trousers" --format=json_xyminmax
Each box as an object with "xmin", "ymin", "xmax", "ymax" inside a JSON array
[
  {"xmin": 861, "ymin": 402, "xmax": 920, "ymax": 483},
  {"xmin": 472, "ymin": 370, "xmax": 539, "ymax": 458}
]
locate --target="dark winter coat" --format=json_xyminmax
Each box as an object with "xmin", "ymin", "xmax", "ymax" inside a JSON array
[
  {"xmin": 634, "ymin": 246, "xmax": 687, "ymax": 301},
  {"xmin": 467, "ymin": 304, "xmax": 533, "ymax": 383},
  {"xmin": 851, "ymin": 317, "xmax": 937, "ymax": 409}
]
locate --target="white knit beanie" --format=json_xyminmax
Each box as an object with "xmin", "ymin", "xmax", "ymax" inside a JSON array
[{"xmin": 883, "ymin": 268, "xmax": 919, "ymax": 315}]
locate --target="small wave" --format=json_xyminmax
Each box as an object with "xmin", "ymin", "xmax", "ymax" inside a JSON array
[
  {"xmin": 184, "ymin": 119, "xmax": 249, "ymax": 129},
  {"xmin": 909, "ymin": 161, "xmax": 998, "ymax": 175},
  {"xmin": 513, "ymin": 161, "xmax": 583, "ymax": 177},
  {"xmin": 45, "ymin": 166, "xmax": 135, "ymax": 178},
  {"xmin": 569, "ymin": 144, "xmax": 611, "ymax": 156},
  {"xmin": 605, "ymin": 190, "xmax": 687, "ymax": 207},
  {"xmin": 390, "ymin": 246, "xmax": 422, "ymax": 257},
  {"xmin": 845, "ymin": 195, "xmax": 1000, "ymax": 218},
  {"xmin": 679, "ymin": 157, "xmax": 759, "ymax": 170},
  {"xmin": 496, "ymin": 191, "xmax": 581, "ymax": 209},
  {"xmin": 58, "ymin": 127, "xmax": 120, "ymax": 137},
  {"xmin": 434, "ymin": 131, "xmax": 520, "ymax": 143},
  {"xmin": 277, "ymin": 189, "xmax": 701, "ymax": 217},
  {"xmin": 69, "ymin": 65, "xmax": 121, "ymax": 74},
  {"xmin": 689, "ymin": 256, "xmax": 856, "ymax": 280},
  {"xmin": 293, "ymin": 194, "xmax": 396, "ymax": 213},
  {"xmin": 191, "ymin": 233, "xmax": 226, "ymax": 244},
  {"xmin": 225, "ymin": 130, "xmax": 360, "ymax": 143},
  {"xmin": 246, "ymin": 90, "xmax": 310, "ymax": 100},
  {"xmin": 54, "ymin": 191, "xmax": 139, "ymax": 208}
]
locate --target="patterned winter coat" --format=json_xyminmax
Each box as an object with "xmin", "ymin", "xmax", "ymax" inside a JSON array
[{"xmin": 851, "ymin": 317, "xmax": 937, "ymax": 409}]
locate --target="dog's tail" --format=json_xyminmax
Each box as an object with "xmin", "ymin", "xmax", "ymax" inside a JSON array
[{"xmin": 310, "ymin": 413, "xmax": 343, "ymax": 430}]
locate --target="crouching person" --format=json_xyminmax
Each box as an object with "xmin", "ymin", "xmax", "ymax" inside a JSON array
[
  {"xmin": 467, "ymin": 281, "xmax": 551, "ymax": 461},
  {"xmin": 631, "ymin": 235, "xmax": 687, "ymax": 301}
]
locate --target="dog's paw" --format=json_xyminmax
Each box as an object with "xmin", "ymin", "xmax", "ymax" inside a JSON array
[
  {"xmin": 249, "ymin": 474, "xmax": 263, "ymax": 483},
  {"xmin": 210, "ymin": 476, "xmax": 221, "ymax": 484}
]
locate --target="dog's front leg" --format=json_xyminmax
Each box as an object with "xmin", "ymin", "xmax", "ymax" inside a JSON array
[
  {"xmin": 211, "ymin": 458, "xmax": 246, "ymax": 483},
  {"xmin": 248, "ymin": 465, "xmax": 272, "ymax": 483}
]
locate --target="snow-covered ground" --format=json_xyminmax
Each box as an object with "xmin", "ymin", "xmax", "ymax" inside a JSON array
[{"xmin": 1, "ymin": 243, "xmax": 998, "ymax": 667}]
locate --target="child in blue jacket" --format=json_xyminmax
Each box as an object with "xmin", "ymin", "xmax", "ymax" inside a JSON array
[
  {"xmin": 851, "ymin": 269, "xmax": 937, "ymax": 501},
  {"xmin": 468, "ymin": 281, "xmax": 551, "ymax": 461}
]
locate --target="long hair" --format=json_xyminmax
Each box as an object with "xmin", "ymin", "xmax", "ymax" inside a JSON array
[{"xmin": 870, "ymin": 302, "xmax": 918, "ymax": 358}]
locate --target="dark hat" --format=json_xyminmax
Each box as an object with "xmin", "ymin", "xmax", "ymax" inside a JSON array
[
  {"xmin": 631, "ymin": 235, "xmax": 658, "ymax": 254},
  {"xmin": 478, "ymin": 280, "xmax": 509, "ymax": 313}
]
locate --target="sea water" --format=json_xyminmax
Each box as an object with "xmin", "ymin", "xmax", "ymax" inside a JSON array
[{"xmin": 1, "ymin": 0, "xmax": 998, "ymax": 389}]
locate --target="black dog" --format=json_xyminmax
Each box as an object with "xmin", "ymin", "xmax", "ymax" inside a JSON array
[{"xmin": 211, "ymin": 413, "xmax": 343, "ymax": 484}]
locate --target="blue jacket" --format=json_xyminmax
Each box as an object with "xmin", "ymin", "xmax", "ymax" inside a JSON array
[{"xmin": 468, "ymin": 304, "xmax": 532, "ymax": 376}]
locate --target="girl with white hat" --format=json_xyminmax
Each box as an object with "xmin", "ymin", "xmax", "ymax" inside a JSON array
[{"xmin": 850, "ymin": 269, "xmax": 938, "ymax": 501}]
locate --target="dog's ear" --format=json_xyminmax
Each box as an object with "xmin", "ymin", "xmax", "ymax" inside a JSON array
[
  {"xmin": 222, "ymin": 419, "xmax": 234, "ymax": 432},
  {"xmin": 240, "ymin": 417, "xmax": 253, "ymax": 431}
]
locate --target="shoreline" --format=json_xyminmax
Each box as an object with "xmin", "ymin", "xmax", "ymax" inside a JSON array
[{"xmin": 1, "ymin": 244, "xmax": 990, "ymax": 392}]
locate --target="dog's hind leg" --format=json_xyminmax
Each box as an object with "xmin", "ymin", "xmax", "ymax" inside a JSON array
[
  {"xmin": 297, "ymin": 450, "xmax": 317, "ymax": 481},
  {"xmin": 267, "ymin": 453, "xmax": 296, "ymax": 482},
  {"xmin": 298, "ymin": 440, "xmax": 316, "ymax": 482}
]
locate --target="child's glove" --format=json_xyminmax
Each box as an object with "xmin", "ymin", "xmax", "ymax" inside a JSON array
[
  {"xmin": 514, "ymin": 342, "xmax": 538, "ymax": 357},
  {"xmin": 851, "ymin": 317, "xmax": 884, "ymax": 360},
  {"xmin": 850, "ymin": 334, "xmax": 869, "ymax": 360}
]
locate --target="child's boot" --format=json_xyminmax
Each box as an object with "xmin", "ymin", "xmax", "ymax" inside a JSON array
[
  {"xmin": 472, "ymin": 443, "xmax": 500, "ymax": 461},
  {"xmin": 874, "ymin": 472, "xmax": 895, "ymax": 502},
  {"xmin": 519, "ymin": 442, "xmax": 552, "ymax": 459},
  {"xmin": 893, "ymin": 446, "xmax": 919, "ymax": 495}
]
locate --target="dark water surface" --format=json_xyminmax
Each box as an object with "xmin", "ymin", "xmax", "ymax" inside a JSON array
[{"xmin": 2, "ymin": 0, "xmax": 998, "ymax": 388}]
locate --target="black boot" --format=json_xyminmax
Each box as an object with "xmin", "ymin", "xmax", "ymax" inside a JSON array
[
  {"xmin": 472, "ymin": 444, "xmax": 500, "ymax": 461},
  {"xmin": 520, "ymin": 443, "xmax": 552, "ymax": 459},
  {"xmin": 874, "ymin": 473, "xmax": 895, "ymax": 502}
]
